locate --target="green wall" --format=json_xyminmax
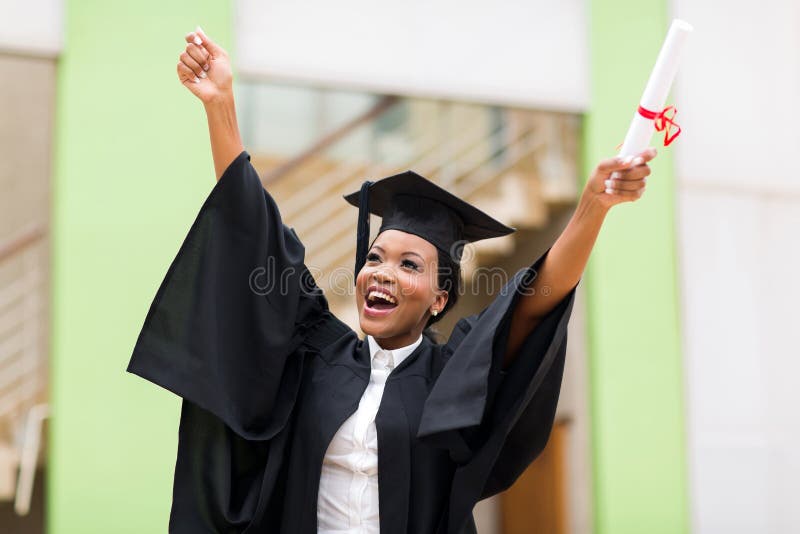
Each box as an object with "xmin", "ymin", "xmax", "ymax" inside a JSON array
[
  {"xmin": 584, "ymin": 1, "xmax": 689, "ymax": 533},
  {"xmin": 49, "ymin": 1, "xmax": 232, "ymax": 532}
]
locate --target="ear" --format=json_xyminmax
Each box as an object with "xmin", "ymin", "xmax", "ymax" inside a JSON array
[{"xmin": 432, "ymin": 289, "xmax": 448, "ymax": 314}]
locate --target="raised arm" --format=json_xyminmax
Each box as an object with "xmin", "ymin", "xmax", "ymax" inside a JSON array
[
  {"xmin": 176, "ymin": 27, "xmax": 243, "ymax": 180},
  {"xmin": 503, "ymin": 147, "xmax": 658, "ymax": 365}
]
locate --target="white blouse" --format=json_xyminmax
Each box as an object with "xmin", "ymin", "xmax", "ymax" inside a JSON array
[{"xmin": 316, "ymin": 334, "xmax": 423, "ymax": 534}]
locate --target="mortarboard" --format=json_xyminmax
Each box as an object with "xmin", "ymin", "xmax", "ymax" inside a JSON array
[{"xmin": 344, "ymin": 170, "xmax": 515, "ymax": 281}]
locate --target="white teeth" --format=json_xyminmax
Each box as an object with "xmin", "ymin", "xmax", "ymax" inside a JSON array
[{"xmin": 368, "ymin": 290, "xmax": 396, "ymax": 304}]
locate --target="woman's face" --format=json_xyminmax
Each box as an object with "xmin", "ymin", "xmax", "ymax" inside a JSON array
[{"xmin": 356, "ymin": 229, "xmax": 448, "ymax": 349}]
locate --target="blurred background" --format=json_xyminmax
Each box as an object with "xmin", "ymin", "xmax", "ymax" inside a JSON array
[{"xmin": 0, "ymin": 0, "xmax": 797, "ymax": 532}]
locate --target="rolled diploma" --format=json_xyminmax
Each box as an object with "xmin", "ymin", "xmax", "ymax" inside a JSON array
[{"xmin": 618, "ymin": 19, "xmax": 693, "ymax": 157}]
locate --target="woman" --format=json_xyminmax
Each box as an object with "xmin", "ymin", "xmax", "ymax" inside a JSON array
[{"xmin": 128, "ymin": 28, "xmax": 655, "ymax": 534}]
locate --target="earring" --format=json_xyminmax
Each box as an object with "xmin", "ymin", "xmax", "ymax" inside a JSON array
[{"xmin": 431, "ymin": 309, "xmax": 439, "ymax": 317}]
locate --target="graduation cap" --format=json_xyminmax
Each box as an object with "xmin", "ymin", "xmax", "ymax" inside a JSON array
[{"xmin": 343, "ymin": 171, "xmax": 515, "ymax": 281}]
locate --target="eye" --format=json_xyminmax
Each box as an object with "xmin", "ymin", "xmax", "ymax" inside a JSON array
[
  {"xmin": 366, "ymin": 252, "xmax": 381, "ymax": 263},
  {"xmin": 401, "ymin": 259, "xmax": 420, "ymax": 271}
]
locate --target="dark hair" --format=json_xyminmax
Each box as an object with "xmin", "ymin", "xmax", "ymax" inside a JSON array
[{"xmin": 424, "ymin": 249, "xmax": 462, "ymax": 329}]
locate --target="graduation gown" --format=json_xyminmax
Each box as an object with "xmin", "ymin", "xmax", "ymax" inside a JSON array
[{"xmin": 127, "ymin": 152, "xmax": 577, "ymax": 534}]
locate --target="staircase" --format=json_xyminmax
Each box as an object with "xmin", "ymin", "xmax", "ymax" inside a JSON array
[
  {"xmin": 249, "ymin": 96, "xmax": 581, "ymax": 315},
  {"xmin": 0, "ymin": 225, "xmax": 49, "ymax": 516}
]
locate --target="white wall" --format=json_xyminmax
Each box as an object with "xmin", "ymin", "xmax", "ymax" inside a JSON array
[
  {"xmin": 235, "ymin": 0, "xmax": 588, "ymax": 111},
  {"xmin": 0, "ymin": 0, "xmax": 63, "ymax": 56},
  {"xmin": 672, "ymin": 1, "xmax": 800, "ymax": 532}
]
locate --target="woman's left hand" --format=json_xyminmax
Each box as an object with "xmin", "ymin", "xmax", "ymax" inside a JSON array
[{"xmin": 584, "ymin": 147, "xmax": 657, "ymax": 210}]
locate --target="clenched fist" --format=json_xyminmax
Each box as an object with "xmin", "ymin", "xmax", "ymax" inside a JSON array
[{"xmin": 176, "ymin": 27, "xmax": 233, "ymax": 104}]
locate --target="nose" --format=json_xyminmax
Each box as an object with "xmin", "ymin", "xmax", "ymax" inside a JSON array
[{"xmin": 371, "ymin": 266, "xmax": 395, "ymax": 284}]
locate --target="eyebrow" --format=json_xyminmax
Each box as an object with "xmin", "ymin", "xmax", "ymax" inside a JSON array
[{"xmin": 371, "ymin": 245, "xmax": 426, "ymax": 263}]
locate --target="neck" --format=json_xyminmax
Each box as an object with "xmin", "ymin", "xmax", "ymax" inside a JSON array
[
  {"xmin": 369, "ymin": 315, "xmax": 430, "ymax": 350},
  {"xmin": 372, "ymin": 331, "xmax": 423, "ymax": 350}
]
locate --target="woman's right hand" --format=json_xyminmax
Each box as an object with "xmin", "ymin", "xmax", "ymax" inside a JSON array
[{"xmin": 176, "ymin": 27, "xmax": 233, "ymax": 104}]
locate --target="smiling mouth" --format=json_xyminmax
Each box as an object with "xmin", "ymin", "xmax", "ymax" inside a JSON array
[{"xmin": 365, "ymin": 290, "xmax": 398, "ymax": 312}]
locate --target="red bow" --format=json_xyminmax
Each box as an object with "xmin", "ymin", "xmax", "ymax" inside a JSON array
[{"xmin": 638, "ymin": 105, "xmax": 682, "ymax": 146}]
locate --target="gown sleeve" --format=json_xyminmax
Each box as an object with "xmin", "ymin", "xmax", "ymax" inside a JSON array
[
  {"xmin": 127, "ymin": 151, "xmax": 325, "ymax": 441},
  {"xmin": 416, "ymin": 247, "xmax": 577, "ymax": 533}
]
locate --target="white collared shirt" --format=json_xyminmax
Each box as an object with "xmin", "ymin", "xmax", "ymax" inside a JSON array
[{"xmin": 317, "ymin": 334, "xmax": 423, "ymax": 534}]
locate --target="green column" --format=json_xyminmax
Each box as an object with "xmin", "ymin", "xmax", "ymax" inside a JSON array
[
  {"xmin": 583, "ymin": 2, "xmax": 689, "ymax": 533},
  {"xmin": 49, "ymin": 1, "xmax": 232, "ymax": 532}
]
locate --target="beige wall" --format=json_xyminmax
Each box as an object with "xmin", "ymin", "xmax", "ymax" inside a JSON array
[{"xmin": 0, "ymin": 54, "xmax": 55, "ymax": 239}]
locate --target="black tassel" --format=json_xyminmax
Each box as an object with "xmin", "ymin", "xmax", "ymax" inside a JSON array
[{"xmin": 354, "ymin": 180, "xmax": 373, "ymax": 285}]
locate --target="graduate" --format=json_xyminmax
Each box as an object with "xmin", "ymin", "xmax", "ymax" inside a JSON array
[{"xmin": 127, "ymin": 28, "xmax": 656, "ymax": 534}]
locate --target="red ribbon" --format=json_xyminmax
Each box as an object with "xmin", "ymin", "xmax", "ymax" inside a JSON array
[{"xmin": 638, "ymin": 105, "xmax": 682, "ymax": 146}]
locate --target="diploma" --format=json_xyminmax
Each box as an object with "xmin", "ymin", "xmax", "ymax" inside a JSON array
[{"xmin": 618, "ymin": 19, "xmax": 693, "ymax": 157}]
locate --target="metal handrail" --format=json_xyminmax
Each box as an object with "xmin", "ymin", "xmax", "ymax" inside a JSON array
[
  {"xmin": 280, "ymin": 114, "xmax": 496, "ymax": 229},
  {"xmin": 0, "ymin": 225, "xmax": 46, "ymax": 263},
  {"xmin": 261, "ymin": 95, "xmax": 398, "ymax": 184}
]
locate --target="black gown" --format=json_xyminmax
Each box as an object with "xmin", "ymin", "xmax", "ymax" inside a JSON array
[{"xmin": 127, "ymin": 152, "xmax": 577, "ymax": 534}]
